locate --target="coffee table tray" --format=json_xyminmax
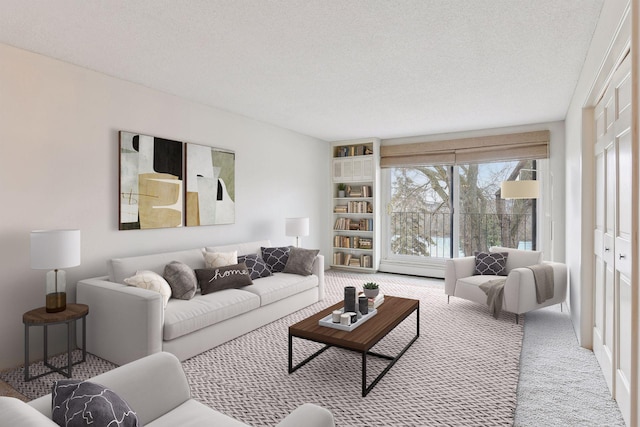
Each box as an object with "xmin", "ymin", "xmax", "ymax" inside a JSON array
[{"xmin": 318, "ymin": 308, "xmax": 377, "ymax": 332}]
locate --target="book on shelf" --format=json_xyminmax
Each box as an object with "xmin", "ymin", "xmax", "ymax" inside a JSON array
[
  {"xmin": 347, "ymin": 201, "xmax": 371, "ymax": 213},
  {"xmin": 334, "ymin": 217, "xmax": 373, "ymax": 231},
  {"xmin": 334, "ymin": 205, "xmax": 348, "ymax": 213},
  {"xmin": 359, "ymin": 238, "xmax": 372, "ymax": 249},
  {"xmin": 345, "ymin": 185, "xmax": 372, "ymax": 198},
  {"xmin": 333, "ymin": 252, "xmax": 343, "ymax": 266},
  {"xmin": 335, "ymin": 145, "xmax": 373, "ymax": 157},
  {"xmin": 361, "ymin": 255, "xmax": 372, "ymax": 268},
  {"xmin": 348, "ymin": 256, "xmax": 361, "ymax": 267}
]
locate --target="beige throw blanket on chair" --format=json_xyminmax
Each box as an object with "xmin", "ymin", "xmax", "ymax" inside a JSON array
[
  {"xmin": 526, "ymin": 264, "xmax": 555, "ymax": 303},
  {"xmin": 479, "ymin": 277, "xmax": 507, "ymax": 319}
]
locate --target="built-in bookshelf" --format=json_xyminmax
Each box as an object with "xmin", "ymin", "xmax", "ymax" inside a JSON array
[{"xmin": 330, "ymin": 138, "xmax": 380, "ymax": 272}]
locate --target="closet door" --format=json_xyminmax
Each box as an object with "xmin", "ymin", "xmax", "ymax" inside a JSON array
[
  {"xmin": 592, "ymin": 54, "xmax": 633, "ymax": 425},
  {"xmin": 613, "ymin": 57, "xmax": 632, "ymax": 421},
  {"xmin": 593, "ymin": 79, "xmax": 616, "ymax": 393}
]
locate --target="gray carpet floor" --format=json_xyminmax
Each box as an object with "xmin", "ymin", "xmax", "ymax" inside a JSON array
[{"xmin": 514, "ymin": 304, "xmax": 625, "ymax": 426}]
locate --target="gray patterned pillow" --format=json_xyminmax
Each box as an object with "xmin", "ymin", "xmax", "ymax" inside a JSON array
[
  {"xmin": 52, "ymin": 380, "xmax": 139, "ymax": 427},
  {"xmin": 238, "ymin": 254, "xmax": 272, "ymax": 280},
  {"xmin": 163, "ymin": 261, "xmax": 197, "ymax": 300},
  {"xmin": 195, "ymin": 263, "xmax": 253, "ymax": 294},
  {"xmin": 261, "ymin": 246, "xmax": 291, "ymax": 273},
  {"xmin": 473, "ymin": 251, "xmax": 509, "ymax": 276},
  {"xmin": 283, "ymin": 247, "xmax": 319, "ymax": 276}
]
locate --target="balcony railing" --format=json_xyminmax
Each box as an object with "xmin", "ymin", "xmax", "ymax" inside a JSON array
[{"xmin": 390, "ymin": 211, "xmax": 534, "ymax": 258}]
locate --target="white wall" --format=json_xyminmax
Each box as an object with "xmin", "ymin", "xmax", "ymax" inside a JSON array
[
  {"xmin": 0, "ymin": 43, "xmax": 330, "ymax": 370},
  {"xmin": 564, "ymin": 0, "xmax": 629, "ymax": 347}
]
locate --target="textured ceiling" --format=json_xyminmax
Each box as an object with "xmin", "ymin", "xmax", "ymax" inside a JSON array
[{"xmin": 0, "ymin": 0, "xmax": 603, "ymax": 141}]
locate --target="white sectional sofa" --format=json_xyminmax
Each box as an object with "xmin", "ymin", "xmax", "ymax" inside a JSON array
[
  {"xmin": 0, "ymin": 351, "xmax": 335, "ymax": 426},
  {"xmin": 77, "ymin": 240, "xmax": 325, "ymax": 366}
]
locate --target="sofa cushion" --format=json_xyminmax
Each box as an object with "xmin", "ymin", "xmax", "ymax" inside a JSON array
[
  {"xmin": 203, "ymin": 250, "xmax": 238, "ymax": 268},
  {"xmin": 283, "ymin": 248, "xmax": 319, "ymax": 276},
  {"xmin": 195, "ymin": 264, "xmax": 253, "ymax": 294},
  {"xmin": 453, "ymin": 275, "xmax": 492, "ymax": 306},
  {"xmin": 261, "ymin": 246, "xmax": 291, "ymax": 273},
  {"xmin": 206, "ymin": 240, "xmax": 271, "ymax": 257},
  {"xmin": 164, "ymin": 261, "xmax": 198, "ymax": 300},
  {"xmin": 490, "ymin": 246, "xmax": 543, "ymax": 271},
  {"xmin": 163, "ymin": 290, "xmax": 260, "ymax": 340},
  {"xmin": 238, "ymin": 254, "xmax": 272, "ymax": 280},
  {"xmin": 241, "ymin": 272, "xmax": 318, "ymax": 306},
  {"xmin": 0, "ymin": 397, "xmax": 58, "ymax": 426},
  {"xmin": 52, "ymin": 380, "xmax": 139, "ymax": 427},
  {"xmin": 109, "ymin": 248, "xmax": 206, "ymax": 284},
  {"xmin": 473, "ymin": 252, "xmax": 508, "ymax": 276},
  {"xmin": 124, "ymin": 270, "xmax": 172, "ymax": 308}
]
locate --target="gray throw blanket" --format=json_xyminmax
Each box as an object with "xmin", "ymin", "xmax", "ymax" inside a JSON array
[
  {"xmin": 526, "ymin": 264, "xmax": 554, "ymax": 303},
  {"xmin": 479, "ymin": 277, "xmax": 507, "ymax": 319}
]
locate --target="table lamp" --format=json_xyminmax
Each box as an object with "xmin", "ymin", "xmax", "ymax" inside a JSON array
[
  {"xmin": 285, "ymin": 217, "xmax": 309, "ymax": 247},
  {"xmin": 30, "ymin": 229, "xmax": 81, "ymax": 313}
]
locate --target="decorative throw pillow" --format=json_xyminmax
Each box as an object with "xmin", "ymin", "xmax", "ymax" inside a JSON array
[
  {"xmin": 203, "ymin": 250, "xmax": 238, "ymax": 268},
  {"xmin": 261, "ymin": 246, "xmax": 291, "ymax": 273},
  {"xmin": 238, "ymin": 253, "xmax": 272, "ymax": 280},
  {"xmin": 51, "ymin": 379, "xmax": 139, "ymax": 427},
  {"xmin": 283, "ymin": 247, "xmax": 319, "ymax": 276},
  {"xmin": 195, "ymin": 263, "xmax": 253, "ymax": 295},
  {"xmin": 123, "ymin": 270, "xmax": 171, "ymax": 308},
  {"xmin": 473, "ymin": 251, "xmax": 509, "ymax": 276},
  {"xmin": 163, "ymin": 261, "xmax": 198, "ymax": 300}
]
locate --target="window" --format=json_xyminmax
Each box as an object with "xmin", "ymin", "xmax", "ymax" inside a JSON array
[{"xmin": 386, "ymin": 160, "xmax": 537, "ymax": 260}]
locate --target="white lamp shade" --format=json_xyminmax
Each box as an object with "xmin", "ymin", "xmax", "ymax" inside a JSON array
[
  {"xmin": 285, "ymin": 217, "xmax": 309, "ymax": 237},
  {"xmin": 30, "ymin": 229, "xmax": 81, "ymax": 269},
  {"xmin": 501, "ymin": 180, "xmax": 540, "ymax": 199}
]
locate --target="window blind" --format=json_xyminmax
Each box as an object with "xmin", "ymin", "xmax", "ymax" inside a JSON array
[{"xmin": 380, "ymin": 130, "xmax": 549, "ymax": 167}]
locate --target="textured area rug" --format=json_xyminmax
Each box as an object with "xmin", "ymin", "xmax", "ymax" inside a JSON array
[{"xmin": 1, "ymin": 270, "xmax": 523, "ymax": 426}]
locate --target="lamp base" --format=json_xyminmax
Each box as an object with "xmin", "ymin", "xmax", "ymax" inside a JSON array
[
  {"xmin": 46, "ymin": 292, "xmax": 66, "ymax": 313},
  {"xmin": 45, "ymin": 269, "xmax": 67, "ymax": 313}
]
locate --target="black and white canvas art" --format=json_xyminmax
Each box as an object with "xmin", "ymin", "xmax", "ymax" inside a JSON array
[{"xmin": 185, "ymin": 143, "xmax": 235, "ymax": 226}]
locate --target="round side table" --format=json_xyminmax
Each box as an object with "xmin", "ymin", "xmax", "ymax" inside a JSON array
[{"xmin": 23, "ymin": 303, "xmax": 89, "ymax": 382}]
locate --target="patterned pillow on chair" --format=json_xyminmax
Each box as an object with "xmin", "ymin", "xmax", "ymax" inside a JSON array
[{"xmin": 473, "ymin": 251, "xmax": 509, "ymax": 276}]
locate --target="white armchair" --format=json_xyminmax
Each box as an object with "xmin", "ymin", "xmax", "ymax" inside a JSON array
[{"xmin": 444, "ymin": 246, "xmax": 567, "ymax": 323}]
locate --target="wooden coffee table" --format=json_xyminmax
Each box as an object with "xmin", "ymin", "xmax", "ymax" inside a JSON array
[{"xmin": 288, "ymin": 295, "xmax": 419, "ymax": 396}]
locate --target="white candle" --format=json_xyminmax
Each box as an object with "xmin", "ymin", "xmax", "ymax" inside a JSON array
[{"xmin": 340, "ymin": 313, "xmax": 351, "ymax": 326}]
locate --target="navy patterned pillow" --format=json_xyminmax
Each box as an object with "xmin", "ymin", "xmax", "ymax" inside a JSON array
[
  {"xmin": 473, "ymin": 251, "xmax": 508, "ymax": 276},
  {"xmin": 238, "ymin": 254, "xmax": 272, "ymax": 280},
  {"xmin": 261, "ymin": 246, "xmax": 291, "ymax": 273},
  {"xmin": 52, "ymin": 380, "xmax": 139, "ymax": 427}
]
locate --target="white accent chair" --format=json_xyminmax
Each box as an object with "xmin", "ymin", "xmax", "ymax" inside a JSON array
[{"xmin": 444, "ymin": 246, "xmax": 567, "ymax": 323}]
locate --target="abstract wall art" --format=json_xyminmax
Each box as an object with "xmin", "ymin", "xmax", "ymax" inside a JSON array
[
  {"xmin": 119, "ymin": 131, "xmax": 184, "ymax": 230},
  {"xmin": 185, "ymin": 143, "xmax": 235, "ymax": 226}
]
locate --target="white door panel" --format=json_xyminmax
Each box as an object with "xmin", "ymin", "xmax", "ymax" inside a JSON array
[{"xmin": 592, "ymin": 56, "xmax": 633, "ymax": 420}]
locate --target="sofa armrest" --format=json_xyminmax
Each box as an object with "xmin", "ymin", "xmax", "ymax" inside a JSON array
[
  {"xmin": 312, "ymin": 255, "xmax": 325, "ymax": 300},
  {"xmin": 1, "ymin": 397, "xmax": 58, "ymax": 426},
  {"xmin": 276, "ymin": 403, "xmax": 335, "ymax": 427},
  {"xmin": 444, "ymin": 256, "xmax": 475, "ymax": 296},
  {"xmin": 28, "ymin": 352, "xmax": 190, "ymax": 426},
  {"xmin": 502, "ymin": 262, "xmax": 568, "ymax": 313},
  {"xmin": 76, "ymin": 276, "xmax": 163, "ymax": 366}
]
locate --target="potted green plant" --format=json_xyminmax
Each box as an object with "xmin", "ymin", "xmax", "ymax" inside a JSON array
[
  {"xmin": 363, "ymin": 282, "xmax": 379, "ymax": 299},
  {"xmin": 337, "ymin": 183, "xmax": 346, "ymax": 198}
]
